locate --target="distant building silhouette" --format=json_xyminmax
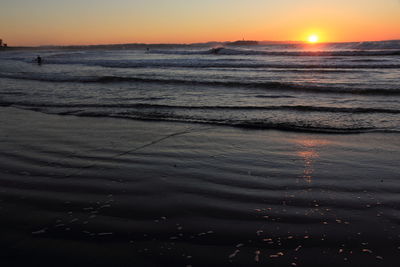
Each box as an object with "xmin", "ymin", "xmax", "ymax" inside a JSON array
[{"xmin": 0, "ymin": 39, "xmax": 3, "ymax": 46}]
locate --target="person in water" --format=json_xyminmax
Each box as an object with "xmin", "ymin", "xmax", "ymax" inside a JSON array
[{"xmin": 36, "ymin": 56, "xmax": 42, "ymax": 65}]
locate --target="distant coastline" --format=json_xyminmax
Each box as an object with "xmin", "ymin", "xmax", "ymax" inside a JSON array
[
  {"xmin": 1, "ymin": 39, "xmax": 399, "ymax": 51},
  {"xmin": 227, "ymin": 40, "xmax": 259, "ymax": 46}
]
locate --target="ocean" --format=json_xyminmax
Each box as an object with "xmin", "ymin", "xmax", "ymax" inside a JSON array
[
  {"xmin": 1, "ymin": 41, "xmax": 400, "ymax": 133},
  {"xmin": 0, "ymin": 41, "xmax": 400, "ymax": 266}
]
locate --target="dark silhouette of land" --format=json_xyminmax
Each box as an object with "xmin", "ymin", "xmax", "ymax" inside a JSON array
[{"xmin": 1, "ymin": 39, "xmax": 399, "ymax": 51}]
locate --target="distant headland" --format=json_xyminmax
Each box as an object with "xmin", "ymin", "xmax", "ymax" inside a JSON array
[{"xmin": 227, "ymin": 40, "xmax": 259, "ymax": 45}]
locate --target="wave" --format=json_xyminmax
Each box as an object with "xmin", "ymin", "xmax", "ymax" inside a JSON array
[
  {"xmin": 1, "ymin": 74, "xmax": 399, "ymax": 95},
  {"xmin": 349, "ymin": 40, "xmax": 400, "ymax": 50},
  {"xmin": 55, "ymin": 112, "xmax": 400, "ymax": 134},
  {"xmin": 224, "ymin": 122, "xmax": 387, "ymax": 134},
  {"xmin": 349, "ymin": 59, "xmax": 389, "ymax": 63},
  {"xmin": 9, "ymin": 105, "xmax": 396, "ymax": 134},
  {"xmin": 54, "ymin": 62, "xmax": 400, "ymax": 70},
  {"xmin": 48, "ymin": 61, "xmax": 400, "ymax": 69},
  {"xmin": 255, "ymin": 94, "xmax": 295, "ymax": 99},
  {"xmin": 148, "ymin": 47, "xmax": 400, "ymax": 57},
  {"xmin": 0, "ymin": 91, "xmax": 27, "ymax": 96},
  {"xmin": 2, "ymin": 99, "xmax": 398, "ymax": 133},
  {"xmin": 15, "ymin": 55, "xmax": 400, "ymax": 69},
  {"xmin": 265, "ymin": 40, "xmax": 400, "ymax": 51},
  {"xmin": 3, "ymin": 102, "xmax": 399, "ymax": 114}
]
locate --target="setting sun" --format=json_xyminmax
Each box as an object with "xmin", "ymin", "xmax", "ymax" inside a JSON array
[
  {"xmin": 308, "ymin": 35, "xmax": 319, "ymax": 43},
  {"xmin": 1, "ymin": 1, "xmax": 400, "ymax": 267}
]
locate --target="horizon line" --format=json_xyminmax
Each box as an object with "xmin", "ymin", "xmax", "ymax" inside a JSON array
[{"xmin": 3, "ymin": 38, "xmax": 400, "ymax": 48}]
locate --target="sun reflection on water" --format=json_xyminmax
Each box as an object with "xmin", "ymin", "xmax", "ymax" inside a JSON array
[{"xmin": 295, "ymin": 139, "xmax": 330, "ymax": 183}]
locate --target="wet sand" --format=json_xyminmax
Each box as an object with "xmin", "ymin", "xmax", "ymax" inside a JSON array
[{"xmin": 0, "ymin": 107, "xmax": 399, "ymax": 266}]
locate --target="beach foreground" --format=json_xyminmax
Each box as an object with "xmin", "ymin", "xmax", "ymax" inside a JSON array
[{"xmin": 0, "ymin": 107, "xmax": 399, "ymax": 266}]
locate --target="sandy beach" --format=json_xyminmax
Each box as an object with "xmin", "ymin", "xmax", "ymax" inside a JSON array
[
  {"xmin": 2, "ymin": 0, "xmax": 399, "ymax": 265},
  {"xmin": 1, "ymin": 106, "xmax": 399, "ymax": 266}
]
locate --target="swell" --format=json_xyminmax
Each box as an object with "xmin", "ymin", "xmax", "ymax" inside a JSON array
[
  {"xmin": 3, "ymin": 102, "xmax": 400, "ymax": 114},
  {"xmin": 149, "ymin": 48, "xmax": 400, "ymax": 57},
  {"xmin": 11, "ymin": 57, "xmax": 400, "ymax": 69},
  {"xmin": 2, "ymin": 104, "xmax": 399, "ymax": 134},
  {"xmin": 1, "ymin": 74, "xmax": 400, "ymax": 95},
  {"xmin": 49, "ymin": 112, "xmax": 396, "ymax": 134},
  {"xmin": 95, "ymin": 62, "xmax": 400, "ymax": 69}
]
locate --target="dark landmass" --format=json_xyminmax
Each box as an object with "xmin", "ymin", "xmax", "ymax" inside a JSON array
[
  {"xmin": 226, "ymin": 40, "xmax": 259, "ymax": 46},
  {"xmin": 1, "ymin": 39, "xmax": 399, "ymax": 51}
]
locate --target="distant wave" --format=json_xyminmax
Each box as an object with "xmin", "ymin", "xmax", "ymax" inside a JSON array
[
  {"xmin": 16, "ymin": 55, "xmax": 400, "ymax": 69},
  {"xmin": 349, "ymin": 40, "xmax": 400, "ymax": 50},
  {"xmin": 51, "ymin": 61, "xmax": 400, "ymax": 69},
  {"xmin": 1, "ymin": 74, "xmax": 399, "ymax": 95},
  {"xmin": 148, "ymin": 47, "xmax": 400, "ymax": 57}
]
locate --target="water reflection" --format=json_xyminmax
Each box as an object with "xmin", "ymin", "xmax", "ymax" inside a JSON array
[{"xmin": 295, "ymin": 139, "xmax": 330, "ymax": 183}]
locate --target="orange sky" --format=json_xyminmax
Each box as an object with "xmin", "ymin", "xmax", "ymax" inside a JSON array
[{"xmin": 1, "ymin": 0, "xmax": 399, "ymax": 46}]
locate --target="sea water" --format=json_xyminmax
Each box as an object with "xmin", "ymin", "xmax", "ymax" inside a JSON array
[{"xmin": 1, "ymin": 41, "xmax": 400, "ymax": 133}]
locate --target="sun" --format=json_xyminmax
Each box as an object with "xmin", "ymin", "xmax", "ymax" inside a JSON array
[{"xmin": 308, "ymin": 35, "xmax": 319, "ymax": 43}]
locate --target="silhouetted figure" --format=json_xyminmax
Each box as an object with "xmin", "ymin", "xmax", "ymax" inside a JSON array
[
  {"xmin": 36, "ymin": 56, "xmax": 42, "ymax": 65},
  {"xmin": 210, "ymin": 47, "xmax": 223, "ymax": 54}
]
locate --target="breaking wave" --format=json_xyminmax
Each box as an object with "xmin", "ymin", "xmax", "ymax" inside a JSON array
[
  {"xmin": 4, "ymin": 105, "xmax": 397, "ymax": 134},
  {"xmin": 147, "ymin": 47, "xmax": 400, "ymax": 57},
  {"xmin": 2, "ymin": 102, "xmax": 399, "ymax": 114},
  {"xmin": 1, "ymin": 74, "xmax": 399, "ymax": 95}
]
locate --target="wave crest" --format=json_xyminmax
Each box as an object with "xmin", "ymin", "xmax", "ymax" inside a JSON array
[
  {"xmin": 1, "ymin": 74, "xmax": 399, "ymax": 95},
  {"xmin": 147, "ymin": 47, "xmax": 400, "ymax": 57}
]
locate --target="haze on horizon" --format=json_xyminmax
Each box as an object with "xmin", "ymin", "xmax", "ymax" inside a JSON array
[{"xmin": 1, "ymin": 0, "xmax": 399, "ymax": 46}]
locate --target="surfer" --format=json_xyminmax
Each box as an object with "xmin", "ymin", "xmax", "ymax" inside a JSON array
[
  {"xmin": 36, "ymin": 56, "xmax": 42, "ymax": 65},
  {"xmin": 210, "ymin": 47, "xmax": 223, "ymax": 54}
]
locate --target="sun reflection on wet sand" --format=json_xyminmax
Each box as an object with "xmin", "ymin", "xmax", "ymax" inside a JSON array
[{"xmin": 294, "ymin": 139, "xmax": 331, "ymax": 183}]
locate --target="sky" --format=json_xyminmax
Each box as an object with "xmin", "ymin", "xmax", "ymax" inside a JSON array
[{"xmin": 1, "ymin": 0, "xmax": 399, "ymax": 46}]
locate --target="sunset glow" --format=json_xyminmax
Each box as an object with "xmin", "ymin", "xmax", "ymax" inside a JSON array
[{"xmin": 0, "ymin": 0, "xmax": 399, "ymax": 46}]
